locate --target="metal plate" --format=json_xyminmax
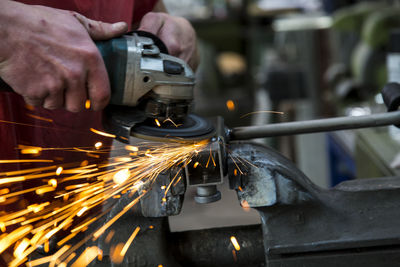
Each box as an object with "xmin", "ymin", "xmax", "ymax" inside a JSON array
[{"xmin": 131, "ymin": 114, "xmax": 215, "ymax": 142}]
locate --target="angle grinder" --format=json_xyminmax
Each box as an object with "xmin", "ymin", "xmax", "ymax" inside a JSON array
[{"xmin": 0, "ymin": 31, "xmax": 215, "ymax": 143}]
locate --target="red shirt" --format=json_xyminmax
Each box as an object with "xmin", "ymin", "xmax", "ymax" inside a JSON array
[
  {"xmin": 17, "ymin": 0, "xmax": 158, "ymax": 26},
  {"xmin": 0, "ymin": 0, "xmax": 157, "ymax": 168}
]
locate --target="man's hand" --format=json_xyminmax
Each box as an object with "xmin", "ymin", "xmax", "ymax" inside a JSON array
[
  {"xmin": 138, "ymin": 12, "xmax": 199, "ymax": 70},
  {"xmin": 0, "ymin": 1, "xmax": 128, "ymax": 112}
]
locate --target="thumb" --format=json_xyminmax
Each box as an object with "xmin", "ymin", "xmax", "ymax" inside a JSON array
[{"xmin": 71, "ymin": 12, "xmax": 128, "ymax": 40}]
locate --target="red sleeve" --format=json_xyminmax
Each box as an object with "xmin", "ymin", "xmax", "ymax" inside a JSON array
[{"xmin": 133, "ymin": 0, "xmax": 159, "ymax": 23}]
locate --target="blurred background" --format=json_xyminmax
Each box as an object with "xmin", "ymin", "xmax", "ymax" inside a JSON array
[{"xmin": 163, "ymin": 0, "xmax": 400, "ymax": 231}]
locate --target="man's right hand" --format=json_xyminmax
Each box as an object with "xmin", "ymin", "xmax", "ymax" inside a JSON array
[{"xmin": 0, "ymin": 1, "xmax": 128, "ymax": 112}]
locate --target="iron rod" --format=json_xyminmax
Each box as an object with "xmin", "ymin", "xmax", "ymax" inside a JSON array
[{"xmin": 230, "ymin": 111, "xmax": 400, "ymax": 140}]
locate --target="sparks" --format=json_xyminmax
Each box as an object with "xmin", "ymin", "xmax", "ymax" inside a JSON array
[
  {"xmin": 105, "ymin": 230, "xmax": 115, "ymax": 244},
  {"xmin": 90, "ymin": 128, "xmax": 116, "ymax": 138},
  {"xmin": 226, "ymin": 100, "xmax": 235, "ymax": 111},
  {"xmin": 113, "ymin": 169, "xmax": 130, "ymax": 185},
  {"xmin": 0, "ymin": 222, "xmax": 6, "ymax": 232},
  {"xmin": 20, "ymin": 148, "xmax": 42, "ymax": 155},
  {"xmin": 230, "ymin": 236, "xmax": 241, "ymax": 251},
  {"xmin": 36, "ymin": 186, "xmax": 55, "ymax": 195},
  {"xmin": 232, "ymin": 249, "xmax": 237, "ymax": 262},
  {"xmin": 48, "ymin": 179, "xmax": 57, "ymax": 188},
  {"xmin": 0, "ymin": 139, "xmax": 211, "ymax": 266},
  {"xmin": 163, "ymin": 118, "xmax": 182, "ymax": 128},
  {"xmin": 0, "ymin": 159, "xmax": 53, "ymax": 164},
  {"xmin": 120, "ymin": 226, "xmax": 140, "ymax": 257},
  {"xmin": 76, "ymin": 207, "xmax": 88, "ymax": 217},
  {"xmin": 26, "ymin": 114, "xmax": 53, "ymax": 123},
  {"xmin": 85, "ymin": 100, "xmax": 91, "ymax": 109},
  {"xmin": 56, "ymin": 167, "xmax": 63, "ymax": 176},
  {"xmin": 71, "ymin": 246, "xmax": 98, "ymax": 267},
  {"xmin": 125, "ymin": 145, "xmax": 138, "ymax": 152},
  {"xmin": 241, "ymin": 200, "xmax": 251, "ymax": 212},
  {"xmin": 94, "ymin": 142, "xmax": 103, "ymax": 149}
]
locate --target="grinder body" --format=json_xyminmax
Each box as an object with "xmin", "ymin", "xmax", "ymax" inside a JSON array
[
  {"xmin": 98, "ymin": 32, "xmax": 214, "ymax": 142},
  {"xmin": 96, "ymin": 32, "xmax": 195, "ymax": 122}
]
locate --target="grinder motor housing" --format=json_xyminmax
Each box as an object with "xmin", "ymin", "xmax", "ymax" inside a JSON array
[{"xmin": 97, "ymin": 31, "xmax": 196, "ymax": 122}]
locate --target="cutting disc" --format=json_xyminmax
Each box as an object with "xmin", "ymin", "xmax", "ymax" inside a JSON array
[{"xmin": 131, "ymin": 114, "xmax": 215, "ymax": 142}]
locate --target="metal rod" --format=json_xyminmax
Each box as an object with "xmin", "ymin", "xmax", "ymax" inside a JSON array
[{"xmin": 230, "ymin": 111, "xmax": 400, "ymax": 140}]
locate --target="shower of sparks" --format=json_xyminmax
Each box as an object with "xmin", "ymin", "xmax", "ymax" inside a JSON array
[
  {"xmin": 0, "ymin": 113, "xmax": 258, "ymax": 266},
  {"xmin": 0, "ymin": 138, "xmax": 210, "ymax": 266},
  {"xmin": 230, "ymin": 236, "xmax": 241, "ymax": 251}
]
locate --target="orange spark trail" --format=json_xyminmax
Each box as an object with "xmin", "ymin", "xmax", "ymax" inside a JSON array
[
  {"xmin": 26, "ymin": 114, "xmax": 53, "ymax": 123},
  {"xmin": 120, "ymin": 226, "xmax": 140, "ymax": 257},
  {"xmin": 230, "ymin": 236, "xmax": 241, "ymax": 251},
  {"xmin": 0, "ymin": 159, "xmax": 53, "ymax": 163},
  {"xmin": 90, "ymin": 128, "xmax": 116, "ymax": 138}
]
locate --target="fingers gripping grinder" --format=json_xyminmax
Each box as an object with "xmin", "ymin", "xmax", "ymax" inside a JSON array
[{"xmin": 97, "ymin": 31, "xmax": 215, "ymax": 142}]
